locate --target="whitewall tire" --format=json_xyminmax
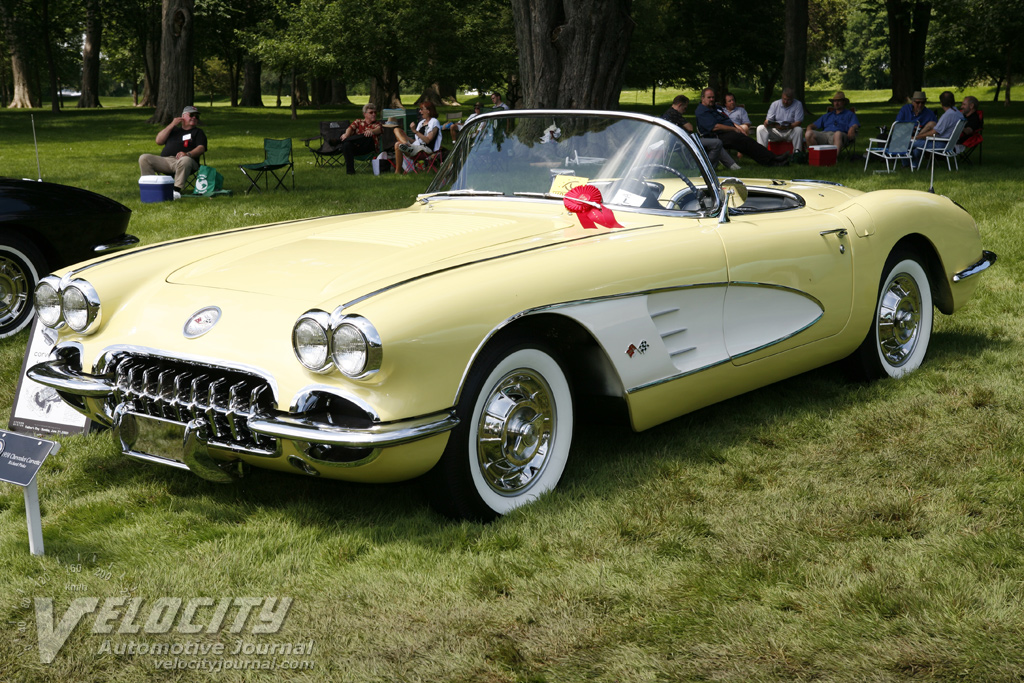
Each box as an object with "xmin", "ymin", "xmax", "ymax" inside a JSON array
[
  {"xmin": 854, "ymin": 253, "xmax": 934, "ymax": 379},
  {"xmin": 430, "ymin": 343, "xmax": 573, "ymax": 521},
  {"xmin": 0, "ymin": 237, "xmax": 46, "ymax": 339}
]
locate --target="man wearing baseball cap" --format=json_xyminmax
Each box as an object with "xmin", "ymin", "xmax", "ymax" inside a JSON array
[{"xmin": 139, "ymin": 105, "xmax": 209, "ymax": 198}]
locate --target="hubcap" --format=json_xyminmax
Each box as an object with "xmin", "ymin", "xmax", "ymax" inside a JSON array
[
  {"xmin": 477, "ymin": 369, "xmax": 555, "ymax": 495},
  {"xmin": 877, "ymin": 273, "xmax": 921, "ymax": 366},
  {"xmin": 0, "ymin": 255, "xmax": 30, "ymax": 327}
]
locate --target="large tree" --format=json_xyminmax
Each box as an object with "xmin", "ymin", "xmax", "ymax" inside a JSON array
[
  {"xmin": 511, "ymin": 0, "xmax": 634, "ymax": 109},
  {"xmin": 0, "ymin": 0, "xmax": 41, "ymax": 108},
  {"xmin": 884, "ymin": 0, "xmax": 930, "ymax": 103},
  {"xmin": 78, "ymin": 0, "xmax": 102, "ymax": 107},
  {"xmin": 149, "ymin": 0, "xmax": 195, "ymax": 124},
  {"xmin": 782, "ymin": 0, "xmax": 808, "ymax": 102}
]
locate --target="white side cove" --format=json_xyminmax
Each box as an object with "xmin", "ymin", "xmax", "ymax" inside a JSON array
[{"xmin": 550, "ymin": 285, "xmax": 824, "ymax": 393}]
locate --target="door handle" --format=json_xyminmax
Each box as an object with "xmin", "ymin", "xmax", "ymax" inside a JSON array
[{"xmin": 819, "ymin": 228, "xmax": 848, "ymax": 238}]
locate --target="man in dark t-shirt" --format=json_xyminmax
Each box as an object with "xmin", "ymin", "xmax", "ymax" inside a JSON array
[
  {"xmin": 139, "ymin": 105, "xmax": 209, "ymax": 196},
  {"xmin": 695, "ymin": 89, "xmax": 788, "ymax": 166}
]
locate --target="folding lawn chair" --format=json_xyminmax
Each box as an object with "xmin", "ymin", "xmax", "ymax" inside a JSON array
[
  {"xmin": 239, "ymin": 138, "xmax": 294, "ymax": 194},
  {"xmin": 921, "ymin": 118, "xmax": 967, "ymax": 172},
  {"xmin": 303, "ymin": 121, "xmax": 348, "ymax": 169},
  {"xmin": 957, "ymin": 110, "xmax": 984, "ymax": 165},
  {"xmin": 863, "ymin": 121, "xmax": 917, "ymax": 172}
]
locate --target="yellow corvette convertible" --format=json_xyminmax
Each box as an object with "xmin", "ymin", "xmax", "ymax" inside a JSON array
[{"xmin": 29, "ymin": 111, "xmax": 995, "ymax": 520}]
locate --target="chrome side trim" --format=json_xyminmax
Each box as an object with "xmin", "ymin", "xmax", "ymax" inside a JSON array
[
  {"xmin": 953, "ymin": 250, "xmax": 997, "ymax": 282},
  {"xmin": 247, "ymin": 410, "xmax": 458, "ymax": 449},
  {"xmin": 341, "ymin": 222, "xmax": 660, "ymax": 310},
  {"xmin": 92, "ymin": 234, "xmax": 140, "ymax": 254},
  {"xmin": 124, "ymin": 450, "xmax": 193, "ymax": 472}
]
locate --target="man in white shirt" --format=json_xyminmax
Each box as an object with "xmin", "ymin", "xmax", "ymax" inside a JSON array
[
  {"xmin": 490, "ymin": 92, "xmax": 509, "ymax": 110},
  {"xmin": 912, "ymin": 90, "xmax": 965, "ymax": 166},
  {"xmin": 756, "ymin": 88, "xmax": 805, "ymax": 152}
]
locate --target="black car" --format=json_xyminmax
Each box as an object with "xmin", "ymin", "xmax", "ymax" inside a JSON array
[{"xmin": 0, "ymin": 178, "xmax": 137, "ymax": 338}]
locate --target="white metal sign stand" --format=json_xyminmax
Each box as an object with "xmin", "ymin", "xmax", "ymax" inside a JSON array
[{"xmin": 0, "ymin": 430, "xmax": 59, "ymax": 556}]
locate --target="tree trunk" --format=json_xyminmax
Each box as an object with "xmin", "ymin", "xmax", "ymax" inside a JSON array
[
  {"xmin": 781, "ymin": 0, "xmax": 808, "ymax": 102},
  {"xmin": 290, "ymin": 67, "xmax": 297, "ymax": 120},
  {"xmin": 78, "ymin": 0, "xmax": 102, "ymax": 108},
  {"xmin": 419, "ymin": 83, "xmax": 444, "ymax": 106},
  {"xmin": 0, "ymin": 0, "xmax": 36, "ymax": 108},
  {"xmin": 148, "ymin": 0, "xmax": 194, "ymax": 124},
  {"xmin": 1005, "ymin": 58, "xmax": 1013, "ymax": 104},
  {"xmin": 141, "ymin": 31, "xmax": 160, "ymax": 107},
  {"xmin": 41, "ymin": 0, "xmax": 60, "ymax": 112},
  {"xmin": 239, "ymin": 56, "xmax": 263, "ymax": 107},
  {"xmin": 330, "ymin": 79, "xmax": 351, "ymax": 106},
  {"xmin": 276, "ymin": 71, "xmax": 282, "ymax": 107},
  {"xmin": 371, "ymin": 67, "xmax": 402, "ymax": 112},
  {"xmin": 993, "ymin": 77, "xmax": 1002, "ymax": 102},
  {"xmin": 511, "ymin": 0, "xmax": 634, "ymax": 109},
  {"xmin": 885, "ymin": 0, "xmax": 931, "ymax": 103},
  {"xmin": 228, "ymin": 59, "xmax": 239, "ymax": 106}
]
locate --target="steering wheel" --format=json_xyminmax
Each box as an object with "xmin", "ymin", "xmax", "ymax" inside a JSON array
[{"xmin": 617, "ymin": 163, "xmax": 702, "ymax": 211}]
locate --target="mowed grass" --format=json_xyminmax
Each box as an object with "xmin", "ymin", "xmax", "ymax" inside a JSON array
[{"xmin": 1, "ymin": 91, "xmax": 1023, "ymax": 682}]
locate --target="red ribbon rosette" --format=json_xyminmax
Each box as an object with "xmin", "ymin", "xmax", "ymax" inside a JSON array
[{"xmin": 563, "ymin": 184, "xmax": 623, "ymax": 230}]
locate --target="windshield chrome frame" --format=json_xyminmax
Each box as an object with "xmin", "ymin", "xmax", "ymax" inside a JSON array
[{"xmin": 426, "ymin": 109, "xmax": 724, "ymax": 216}]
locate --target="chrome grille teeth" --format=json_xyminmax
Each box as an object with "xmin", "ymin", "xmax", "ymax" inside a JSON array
[{"xmin": 104, "ymin": 354, "xmax": 275, "ymax": 455}]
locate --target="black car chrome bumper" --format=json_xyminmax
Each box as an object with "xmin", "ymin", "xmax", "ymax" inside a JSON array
[
  {"xmin": 953, "ymin": 250, "xmax": 997, "ymax": 282},
  {"xmin": 92, "ymin": 234, "xmax": 140, "ymax": 254},
  {"xmin": 28, "ymin": 356, "xmax": 458, "ymax": 451}
]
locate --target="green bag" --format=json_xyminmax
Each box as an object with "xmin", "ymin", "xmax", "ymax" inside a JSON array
[{"xmin": 189, "ymin": 165, "xmax": 232, "ymax": 197}]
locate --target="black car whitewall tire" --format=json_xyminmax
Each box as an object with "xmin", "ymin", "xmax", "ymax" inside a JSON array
[
  {"xmin": 0, "ymin": 236, "xmax": 46, "ymax": 339},
  {"xmin": 854, "ymin": 252, "xmax": 934, "ymax": 379},
  {"xmin": 431, "ymin": 341, "xmax": 573, "ymax": 521}
]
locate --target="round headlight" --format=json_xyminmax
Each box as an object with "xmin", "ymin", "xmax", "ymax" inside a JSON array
[
  {"xmin": 331, "ymin": 324, "xmax": 368, "ymax": 376},
  {"xmin": 292, "ymin": 313, "xmax": 331, "ymax": 372},
  {"xmin": 60, "ymin": 280, "xmax": 101, "ymax": 333},
  {"xmin": 34, "ymin": 278, "xmax": 62, "ymax": 327},
  {"xmin": 328, "ymin": 312, "xmax": 382, "ymax": 379}
]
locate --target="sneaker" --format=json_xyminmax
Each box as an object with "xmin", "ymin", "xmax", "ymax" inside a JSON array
[
  {"xmin": 172, "ymin": 191, "xmax": 181, "ymax": 200},
  {"xmin": 398, "ymin": 143, "xmax": 416, "ymax": 156},
  {"xmin": 727, "ymin": 162, "xmax": 741, "ymax": 171}
]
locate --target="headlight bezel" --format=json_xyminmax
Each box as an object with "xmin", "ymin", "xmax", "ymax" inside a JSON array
[
  {"xmin": 61, "ymin": 280, "xmax": 102, "ymax": 334},
  {"xmin": 34, "ymin": 275, "xmax": 64, "ymax": 328},
  {"xmin": 292, "ymin": 309, "xmax": 383, "ymax": 380},
  {"xmin": 292, "ymin": 310, "xmax": 333, "ymax": 373},
  {"xmin": 328, "ymin": 310, "xmax": 383, "ymax": 380}
]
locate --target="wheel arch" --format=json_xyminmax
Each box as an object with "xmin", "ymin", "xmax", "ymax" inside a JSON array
[
  {"xmin": 0, "ymin": 224, "xmax": 55, "ymax": 273},
  {"xmin": 889, "ymin": 233, "xmax": 953, "ymax": 315},
  {"xmin": 458, "ymin": 311, "xmax": 629, "ymax": 426}
]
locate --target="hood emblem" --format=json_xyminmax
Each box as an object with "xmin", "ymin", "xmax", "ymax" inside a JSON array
[{"xmin": 183, "ymin": 306, "xmax": 222, "ymax": 339}]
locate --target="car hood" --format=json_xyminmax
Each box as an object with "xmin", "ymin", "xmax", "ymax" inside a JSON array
[{"xmin": 165, "ymin": 202, "xmax": 599, "ymax": 304}]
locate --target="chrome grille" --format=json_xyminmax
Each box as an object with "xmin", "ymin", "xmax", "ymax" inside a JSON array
[{"xmin": 107, "ymin": 354, "xmax": 277, "ymax": 454}]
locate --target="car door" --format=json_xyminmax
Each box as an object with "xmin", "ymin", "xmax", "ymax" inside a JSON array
[{"xmin": 712, "ymin": 211, "xmax": 854, "ymax": 365}]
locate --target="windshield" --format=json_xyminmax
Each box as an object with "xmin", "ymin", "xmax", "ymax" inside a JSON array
[{"xmin": 427, "ymin": 113, "xmax": 718, "ymax": 213}]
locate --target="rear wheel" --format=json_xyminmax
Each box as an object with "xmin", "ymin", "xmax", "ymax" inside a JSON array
[
  {"xmin": 0, "ymin": 236, "xmax": 46, "ymax": 339},
  {"xmin": 429, "ymin": 341, "xmax": 573, "ymax": 521},
  {"xmin": 851, "ymin": 251, "xmax": 933, "ymax": 379}
]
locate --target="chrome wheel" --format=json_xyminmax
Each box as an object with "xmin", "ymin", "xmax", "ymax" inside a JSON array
[
  {"xmin": 0, "ymin": 253, "xmax": 30, "ymax": 328},
  {"xmin": 477, "ymin": 368, "xmax": 556, "ymax": 495},
  {"xmin": 851, "ymin": 253, "xmax": 933, "ymax": 380},
  {"xmin": 877, "ymin": 272, "xmax": 922, "ymax": 367},
  {"xmin": 0, "ymin": 239, "xmax": 44, "ymax": 339},
  {"xmin": 431, "ymin": 343, "xmax": 573, "ymax": 520}
]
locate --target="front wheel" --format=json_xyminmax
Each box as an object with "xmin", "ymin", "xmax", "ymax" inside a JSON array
[
  {"xmin": 851, "ymin": 252, "xmax": 934, "ymax": 379},
  {"xmin": 0, "ymin": 236, "xmax": 46, "ymax": 339},
  {"xmin": 429, "ymin": 342, "xmax": 574, "ymax": 521}
]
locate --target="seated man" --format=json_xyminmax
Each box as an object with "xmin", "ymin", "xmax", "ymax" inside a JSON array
[
  {"xmin": 805, "ymin": 91, "xmax": 859, "ymax": 150},
  {"xmin": 661, "ymin": 94, "xmax": 740, "ymax": 171},
  {"xmin": 723, "ymin": 93, "xmax": 751, "ymax": 135},
  {"xmin": 959, "ymin": 95, "xmax": 983, "ymax": 142},
  {"xmin": 138, "ymin": 105, "xmax": 207, "ymax": 198},
  {"xmin": 696, "ymin": 88, "xmax": 789, "ymax": 167},
  {"xmin": 911, "ymin": 90, "xmax": 965, "ymax": 166},
  {"xmin": 756, "ymin": 87, "xmax": 805, "ymax": 152},
  {"xmin": 896, "ymin": 91, "xmax": 937, "ymax": 136}
]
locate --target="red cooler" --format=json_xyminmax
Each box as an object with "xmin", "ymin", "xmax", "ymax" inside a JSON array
[{"xmin": 809, "ymin": 145, "xmax": 838, "ymax": 166}]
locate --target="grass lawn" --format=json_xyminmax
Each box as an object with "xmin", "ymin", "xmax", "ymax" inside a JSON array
[{"xmin": 1, "ymin": 90, "xmax": 1022, "ymax": 682}]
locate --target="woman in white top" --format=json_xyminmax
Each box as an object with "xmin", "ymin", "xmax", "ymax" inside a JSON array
[{"xmin": 393, "ymin": 102, "xmax": 440, "ymax": 174}]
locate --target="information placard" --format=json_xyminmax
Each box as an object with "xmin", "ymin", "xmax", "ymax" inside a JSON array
[{"xmin": 8, "ymin": 318, "xmax": 91, "ymax": 437}]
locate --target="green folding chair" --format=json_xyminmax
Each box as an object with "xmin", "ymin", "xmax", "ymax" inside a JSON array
[{"xmin": 239, "ymin": 138, "xmax": 294, "ymax": 194}]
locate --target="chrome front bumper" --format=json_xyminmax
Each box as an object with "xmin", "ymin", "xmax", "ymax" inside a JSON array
[
  {"xmin": 28, "ymin": 352, "xmax": 458, "ymax": 479},
  {"xmin": 953, "ymin": 250, "xmax": 997, "ymax": 282}
]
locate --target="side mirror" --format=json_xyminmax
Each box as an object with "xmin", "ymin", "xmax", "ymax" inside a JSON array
[{"xmin": 718, "ymin": 179, "xmax": 748, "ymax": 223}]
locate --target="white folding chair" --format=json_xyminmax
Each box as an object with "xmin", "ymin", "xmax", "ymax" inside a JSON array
[
  {"xmin": 921, "ymin": 118, "xmax": 968, "ymax": 172},
  {"xmin": 864, "ymin": 122, "xmax": 917, "ymax": 172}
]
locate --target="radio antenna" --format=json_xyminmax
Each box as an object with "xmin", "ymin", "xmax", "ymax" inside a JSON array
[{"xmin": 31, "ymin": 114, "xmax": 42, "ymax": 181}]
